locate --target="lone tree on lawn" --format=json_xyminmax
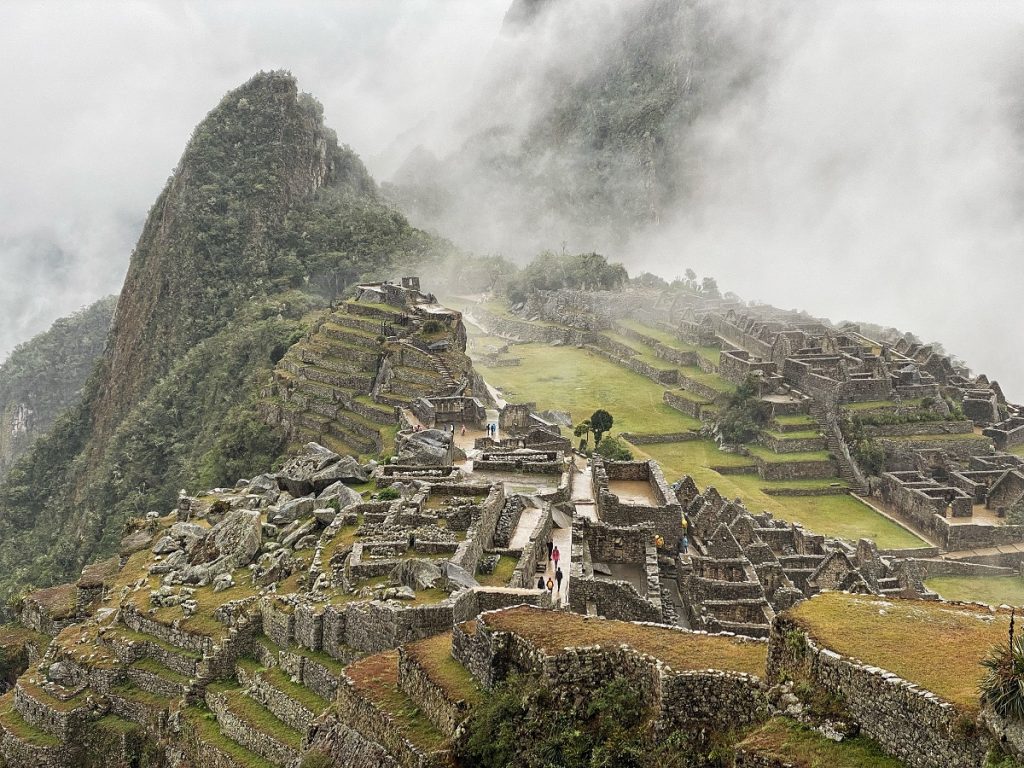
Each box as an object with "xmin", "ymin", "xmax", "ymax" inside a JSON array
[
  {"xmin": 573, "ymin": 419, "xmax": 592, "ymax": 451},
  {"xmin": 590, "ymin": 409, "xmax": 613, "ymax": 444}
]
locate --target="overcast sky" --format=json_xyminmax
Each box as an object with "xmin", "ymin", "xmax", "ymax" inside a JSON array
[{"xmin": 1, "ymin": 0, "xmax": 1023, "ymax": 399}]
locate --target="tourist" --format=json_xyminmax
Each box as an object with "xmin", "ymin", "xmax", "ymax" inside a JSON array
[
  {"xmin": 547, "ymin": 539, "xmax": 554, "ymax": 562},
  {"xmin": 546, "ymin": 577, "xmax": 554, "ymax": 594},
  {"xmin": 552, "ymin": 545, "xmax": 561, "ymax": 570},
  {"xmin": 460, "ymin": 424, "xmax": 466, "ymax": 436},
  {"xmin": 536, "ymin": 576, "xmax": 545, "ymax": 590},
  {"xmin": 681, "ymin": 534, "xmax": 689, "ymax": 555},
  {"xmin": 555, "ymin": 567, "xmax": 563, "ymax": 593}
]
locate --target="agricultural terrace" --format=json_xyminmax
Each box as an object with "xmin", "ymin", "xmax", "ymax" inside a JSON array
[
  {"xmin": 788, "ymin": 592, "xmax": 1009, "ymax": 713},
  {"xmin": 481, "ymin": 605, "xmax": 766, "ymax": 676}
]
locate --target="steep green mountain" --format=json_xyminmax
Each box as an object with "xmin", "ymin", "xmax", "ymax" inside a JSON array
[
  {"xmin": 386, "ymin": 0, "xmax": 762, "ymax": 256},
  {"xmin": 0, "ymin": 71, "xmax": 451, "ymax": 607},
  {"xmin": 0, "ymin": 296, "xmax": 116, "ymax": 479}
]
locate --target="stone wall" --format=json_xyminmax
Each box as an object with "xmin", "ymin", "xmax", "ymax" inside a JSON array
[
  {"xmin": 510, "ymin": 506, "xmax": 553, "ymax": 589},
  {"xmin": 335, "ymin": 672, "xmax": 450, "ymax": 768},
  {"xmin": 397, "ymin": 646, "xmax": 467, "ymax": 737},
  {"xmin": 586, "ymin": 344, "xmax": 680, "ymax": 385},
  {"xmin": 863, "ymin": 420, "xmax": 974, "ymax": 438},
  {"xmin": 663, "ymin": 390, "xmax": 708, "ymax": 419},
  {"xmin": 754, "ymin": 457, "xmax": 836, "ymax": 482},
  {"xmin": 568, "ymin": 575, "xmax": 663, "ymax": 622},
  {"xmin": 451, "ymin": 484, "xmax": 506, "ymax": 576},
  {"xmin": 767, "ymin": 615, "xmax": 987, "ymax": 768}
]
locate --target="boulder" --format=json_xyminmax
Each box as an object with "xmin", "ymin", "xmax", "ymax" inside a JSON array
[
  {"xmin": 282, "ymin": 518, "xmax": 318, "ymax": 550},
  {"xmin": 189, "ymin": 510, "xmax": 261, "ymax": 572},
  {"xmin": 311, "ymin": 456, "xmax": 369, "ymax": 492},
  {"xmin": 395, "ymin": 429, "xmax": 453, "ymax": 467},
  {"xmin": 382, "ymin": 586, "xmax": 416, "ymax": 601},
  {"xmin": 271, "ymin": 496, "xmax": 315, "ymax": 525},
  {"xmin": 47, "ymin": 662, "xmax": 77, "ymax": 687},
  {"xmin": 248, "ymin": 474, "xmax": 278, "ymax": 495},
  {"xmin": 120, "ymin": 529, "xmax": 155, "ymax": 557},
  {"xmin": 277, "ymin": 443, "xmax": 343, "ymax": 496},
  {"xmin": 442, "ymin": 562, "xmax": 479, "ymax": 591},
  {"xmin": 314, "ymin": 508, "xmax": 338, "ymax": 526},
  {"xmin": 315, "ymin": 481, "xmax": 363, "ymax": 511},
  {"xmin": 212, "ymin": 572, "xmax": 235, "ymax": 593},
  {"xmin": 253, "ymin": 549, "xmax": 296, "ymax": 586},
  {"xmin": 392, "ymin": 558, "xmax": 442, "ymax": 591},
  {"xmin": 152, "ymin": 536, "xmax": 181, "ymax": 555}
]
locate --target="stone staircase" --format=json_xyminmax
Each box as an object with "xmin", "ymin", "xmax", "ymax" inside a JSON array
[{"xmin": 810, "ymin": 402, "xmax": 869, "ymax": 493}]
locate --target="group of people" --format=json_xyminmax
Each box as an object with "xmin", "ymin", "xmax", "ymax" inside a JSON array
[
  {"xmin": 485, "ymin": 422, "xmax": 498, "ymax": 437},
  {"xmin": 537, "ymin": 539, "xmax": 564, "ymax": 596}
]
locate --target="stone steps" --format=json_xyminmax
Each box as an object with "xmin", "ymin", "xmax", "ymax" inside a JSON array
[
  {"xmin": 329, "ymin": 313, "xmax": 386, "ymax": 335},
  {"xmin": 205, "ymin": 682, "xmax": 303, "ymax": 768},
  {"xmin": 255, "ymin": 636, "xmax": 349, "ymax": 704},
  {"xmin": 235, "ymin": 658, "xmax": 330, "ymax": 734}
]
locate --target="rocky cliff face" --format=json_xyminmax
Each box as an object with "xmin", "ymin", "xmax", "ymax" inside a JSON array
[
  {"xmin": 0, "ymin": 296, "xmax": 115, "ymax": 480},
  {"xmin": 89, "ymin": 72, "xmax": 337, "ymax": 456}
]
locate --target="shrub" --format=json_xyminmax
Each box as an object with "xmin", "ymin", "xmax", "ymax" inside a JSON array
[
  {"xmin": 714, "ymin": 376, "xmax": 767, "ymax": 445},
  {"xmin": 377, "ymin": 487, "xmax": 400, "ymax": 501},
  {"xmin": 594, "ymin": 436, "xmax": 633, "ymax": 461},
  {"xmin": 980, "ymin": 626, "xmax": 1024, "ymax": 720},
  {"xmin": 422, "ymin": 319, "xmax": 442, "ymax": 334}
]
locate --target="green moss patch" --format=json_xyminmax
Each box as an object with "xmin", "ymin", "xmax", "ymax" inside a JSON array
[{"xmin": 737, "ymin": 717, "xmax": 903, "ymax": 767}]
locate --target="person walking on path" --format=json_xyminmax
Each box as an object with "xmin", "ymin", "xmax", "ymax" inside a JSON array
[
  {"xmin": 546, "ymin": 577, "xmax": 555, "ymax": 596},
  {"xmin": 681, "ymin": 534, "xmax": 689, "ymax": 555},
  {"xmin": 460, "ymin": 424, "xmax": 466, "ymax": 436},
  {"xmin": 555, "ymin": 567, "xmax": 563, "ymax": 595},
  {"xmin": 547, "ymin": 539, "xmax": 554, "ymax": 562},
  {"xmin": 552, "ymin": 545, "xmax": 561, "ymax": 571},
  {"xmin": 536, "ymin": 576, "xmax": 545, "ymax": 590}
]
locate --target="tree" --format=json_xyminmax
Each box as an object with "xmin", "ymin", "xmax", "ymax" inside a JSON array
[
  {"xmin": 573, "ymin": 419, "xmax": 591, "ymax": 450},
  {"xmin": 684, "ymin": 268, "xmax": 696, "ymax": 287},
  {"xmin": 590, "ymin": 410, "xmax": 613, "ymax": 444},
  {"xmin": 701, "ymin": 276, "xmax": 721, "ymax": 298}
]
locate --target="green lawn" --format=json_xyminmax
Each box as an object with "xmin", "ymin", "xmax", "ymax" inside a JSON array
[
  {"xmin": 616, "ymin": 319, "xmax": 721, "ymax": 365},
  {"xmin": 474, "ymin": 343, "xmax": 700, "ymax": 435},
  {"xmin": 737, "ymin": 718, "xmax": 903, "ymax": 768},
  {"xmin": 925, "ymin": 575, "xmax": 1024, "ymax": 606},
  {"xmin": 747, "ymin": 446, "xmax": 832, "ymax": 464},
  {"xmin": 790, "ymin": 592, "xmax": 1010, "ymax": 713},
  {"xmin": 601, "ymin": 332, "xmax": 677, "ymax": 371},
  {"xmin": 763, "ymin": 430, "xmax": 823, "ymax": 440},
  {"xmin": 1011, "ymin": 443, "xmax": 1024, "ymax": 457},
  {"xmin": 679, "ymin": 367, "xmax": 737, "ymax": 394},
  {"xmin": 636, "ymin": 440, "xmax": 923, "ymax": 549}
]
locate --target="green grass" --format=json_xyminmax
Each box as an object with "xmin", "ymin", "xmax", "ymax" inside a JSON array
[
  {"xmin": 616, "ymin": 319, "xmax": 721, "ymax": 364},
  {"xmin": 477, "ymin": 554, "xmax": 518, "ymax": 587},
  {"xmin": 737, "ymin": 717, "xmax": 904, "ymax": 767},
  {"xmin": 0, "ymin": 691, "xmax": 59, "ymax": 747},
  {"xmin": 763, "ymin": 430, "xmax": 823, "ymax": 440},
  {"xmin": 133, "ymin": 656, "xmax": 189, "ymax": 685},
  {"xmin": 747, "ymin": 446, "xmax": 832, "ymax": 464},
  {"xmin": 183, "ymin": 705, "xmax": 275, "ymax": 768},
  {"xmin": 474, "ymin": 343, "xmax": 700, "ymax": 434},
  {"xmin": 773, "ymin": 414, "xmax": 817, "ymax": 427},
  {"xmin": 678, "ymin": 366, "xmax": 736, "ymax": 394},
  {"xmin": 924, "ymin": 575, "xmax": 1024, "ymax": 606},
  {"xmin": 635, "ymin": 440, "xmax": 923, "ymax": 549},
  {"xmin": 208, "ymin": 682, "xmax": 302, "ymax": 749},
  {"xmin": 1011, "ymin": 443, "xmax": 1024, "ymax": 457},
  {"xmin": 790, "ymin": 592, "xmax": 1011, "ymax": 713},
  {"xmin": 601, "ymin": 332, "xmax": 677, "ymax": 371},
  {"xmin": 259, "ymin": 665, "xmax": 331, "ymax": 713},
  {"xmin": 346, "ymin": 651, "xmax": 448, "ymax": 751},
  {"xmin": 483, "ymin": 605, "xmax": 766, "ymax": 676},
  {"xmin": 406, "ymin": 632, "xmax": 481, "ymax": 706},
  {"xmin": 844, "ymin": 399, "xmax": 924, "ymax": 412}
]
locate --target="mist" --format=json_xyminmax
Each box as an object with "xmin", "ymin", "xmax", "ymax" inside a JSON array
[
  {"xmin": 0, "ymin": 0, "xmax": 507, "ymax": 359},
  {"xmin": 2, "ymin": 1, "xmax": 1023, "ymax": 400},
  {"xmin": 632, "ymin": 1, "xmax": 1024, "ymax": 400}
]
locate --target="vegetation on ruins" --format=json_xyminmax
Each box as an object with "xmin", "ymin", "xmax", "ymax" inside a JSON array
[
  {"xmin": 980, "ymin": 612, "xmax": 1024, "ymax": 720},
  {"xmin": 459, "ymin": 672, "xmax": 699, "ymax": 768},
  {"xmin": 713, "ymin": 376, "xmax": 767, "ymax": 445},
  {"xmin": 594, "ymin": 435, "xmax": 634, "ymax": 461},
  {"xmin": 504, "ymin": 251, "xmax": 628, "ymax": 304}
]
